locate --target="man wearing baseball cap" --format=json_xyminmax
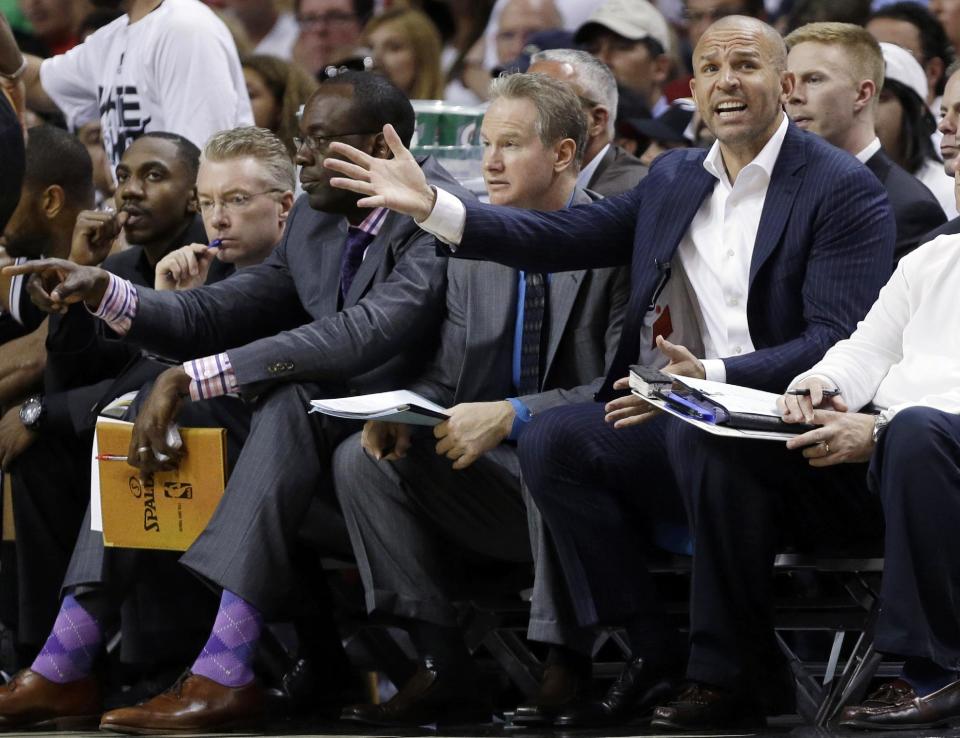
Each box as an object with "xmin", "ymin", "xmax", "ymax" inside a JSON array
[{"xmin": 574, "ymin": 0, "xmax": 672, "ymax": 117}]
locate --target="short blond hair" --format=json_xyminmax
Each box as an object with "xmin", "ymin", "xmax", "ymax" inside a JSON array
[
  {"xmin": 202, "ymin": 126, "xmax": 296, "ymax": 193},
  {"xmin": 785, "ymin": 22, "xmax": 884, "ymax": 93}
]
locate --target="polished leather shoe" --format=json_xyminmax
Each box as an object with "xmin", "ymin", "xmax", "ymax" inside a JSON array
[
  {"xmin": 650, "ymin": 682, "xmax": 765, "ymax": 731},
  {"xmin": 512, "ymin": 662, "xmax": 589, "ymax": 726},
  {"xmin": 839, "ymin": 678, "xmax": 960, "ymax": 730},
  {"xmin": 554, "ymin": 657, "xmax": 678, "ymax": 728},
  {"xmin": 99, "ymin": 672, "xmax": 264, "ymax": 734},
  {"xmin": 0, "ymin": 669, "xmax": 101, "ymax": 730},
  {"xmin": 341, "ymin": 657, "xmax": 491, "ymax": 727}
]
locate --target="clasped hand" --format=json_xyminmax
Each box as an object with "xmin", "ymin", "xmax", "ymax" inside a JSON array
[
  {"xmin": 605, "ymin": 336, "xmax": 705, "ymax": 429},
  {"xmin": 126, "ymin": 367, "xmax": 192, "ymax": 479}
]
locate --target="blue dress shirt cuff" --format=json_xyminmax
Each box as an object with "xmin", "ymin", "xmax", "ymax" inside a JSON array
[{"xmin": 507, "ymin": 397, "xmax": 533, "ymax": 441}]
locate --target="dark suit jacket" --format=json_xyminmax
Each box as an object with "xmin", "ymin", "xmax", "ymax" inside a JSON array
[
  {"xmin": 586, "ymin": 143, "xmax": 648, "ymax": 198},
  {"xmin": 921, "ymin": 214, "xmax": 960, "ymax": 242},
  {"xmin": 411, "ymin": 188, "xmax": 629, "ymax": 413},
  {"xmin": 125, "ymin": 157, "xmax": 472, "ymax": 398},
  {"xmin": 451, "ymin": 121, "xmax": 897, "ymax": 398},
  {"xmin": 0, "ymin": 93, "xmax": 23, "ymax": 234},
  {"xmin": 864, "ymin": 148, "xmax": 945, "ymax": 261}
]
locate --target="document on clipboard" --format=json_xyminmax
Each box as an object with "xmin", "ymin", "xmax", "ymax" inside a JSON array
[
  {"xmin": 629, "ymin": 366, "xmax": 816, "ymax": 441},
  {"xmin": 309, "ymin": 390, "xmax": 449, "ymax": 426}
]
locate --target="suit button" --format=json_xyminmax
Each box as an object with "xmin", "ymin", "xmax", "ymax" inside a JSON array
[
  {"xmin": 267, "ymin": 362, "xmax": 282, "ymax": 373},
  {"xmin": 285, "ymin": 362, "xmax": 295, "ymax": 371}
]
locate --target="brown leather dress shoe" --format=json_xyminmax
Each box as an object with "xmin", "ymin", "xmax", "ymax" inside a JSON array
[
  {"xmin": 512, "ymin": 662, "xmax": 588, "ymax": 726},
  {"xmin": 0, "ymin": 668, "xmax": 101, "ymax": 730},
  {"xmin": 839, "ymin": 678, "xmax": 960, "ymax": 730},
  {"xmin": 99, "ymin": 672, "xmax": 264, "ymax": 734},
  {"xmin": 650, "ymin": 682, "xmax": 765, "ymax": 731},
  {"xmin": 341, "ymin": 657, "xmax": 491, "ymax": 727}
]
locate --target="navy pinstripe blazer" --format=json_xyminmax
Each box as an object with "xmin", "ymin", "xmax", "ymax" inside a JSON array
[{"xmin": 451, "ymin": 121, "xmax": 896, "ymax": 400}]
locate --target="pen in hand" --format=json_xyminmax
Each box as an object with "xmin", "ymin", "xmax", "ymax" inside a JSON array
[{"xmin": 787, "ymin": 388, "xmax": 841, "ymax": 397}]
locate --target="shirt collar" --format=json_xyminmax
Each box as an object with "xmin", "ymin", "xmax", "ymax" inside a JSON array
[
  {"xmin": 855, "ymin": 137, "xmax": 882, "ymax": 164},
  {"xmin": 702, "ymin": 113, "xmax": 790, "ymax": 187},
  {"xmin": 348, "ymin": 207, "xmax": 389, "ymax": 235},
  {"xmin": 576, "ymin": 143, "xmax": 610, "ymax": 190}
]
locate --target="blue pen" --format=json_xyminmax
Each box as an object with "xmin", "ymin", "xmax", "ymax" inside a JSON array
[
  {"xmin": 209, "ymin": 239, "xmax": 223, "ymax": 249},
  {"xmin": 665, "ymin": 391, "xmax": 717, "ymax": 423}
]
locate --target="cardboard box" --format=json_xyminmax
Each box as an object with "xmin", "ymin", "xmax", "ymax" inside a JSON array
[{"xmin": 96, "ymin": 422, "xmax": 227, "ymax": 551}]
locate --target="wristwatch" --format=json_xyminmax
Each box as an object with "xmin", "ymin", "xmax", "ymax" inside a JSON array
[
  {"xmin": 19, "ymin": 395, "xmax": 46, "ymax": 433},
  {"xmin": 872, "ymin": 411, "xmax": 890, "ymax": 444},
  {"xmin": 0, "ymin": 56, "xmax": 27, "ymax": 84}
]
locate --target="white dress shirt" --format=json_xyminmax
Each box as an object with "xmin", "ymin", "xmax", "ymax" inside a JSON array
[
  {"xmin": 793, "ymin": 233, "xmax": 960, "ymax": 422},
  {"xmin": 420, "ymin": 114, "xmax": 791, "ymax": 382},
  {"xmin": 855, "ymin": 137, "xmax": 882, "ymax": 164}
]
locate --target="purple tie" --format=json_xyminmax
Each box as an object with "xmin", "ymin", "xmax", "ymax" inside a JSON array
[{"xmin": 340, "ymin": 226, "xmax": 376, "ymax": 298}]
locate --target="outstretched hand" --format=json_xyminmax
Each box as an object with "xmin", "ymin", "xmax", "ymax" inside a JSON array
[
  {"xmin": 1, "ymin": 258, "xmax": 111, "ymax": 313},
  {"xmin": 325, "ymin": 124, "xmax": 437, "ymax": 221}
]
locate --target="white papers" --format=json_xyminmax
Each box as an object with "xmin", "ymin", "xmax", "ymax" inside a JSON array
[
  {"xmin": 671, "ymin": 375, "xmax": 782, "ymax": 416},
  {"xmin": 309, "ymin": 390, "xmax": 449, "ymax": 426}
]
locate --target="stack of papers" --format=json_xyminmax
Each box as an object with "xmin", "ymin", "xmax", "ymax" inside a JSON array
[{"xmin": 309, "ymin": 390, "xmax": 449, "ymax": 426}]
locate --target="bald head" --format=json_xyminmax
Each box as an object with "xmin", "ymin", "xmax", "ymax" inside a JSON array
[{"xmin": 695, "ymin": 15, "xmax": 788, "ymax": 74}]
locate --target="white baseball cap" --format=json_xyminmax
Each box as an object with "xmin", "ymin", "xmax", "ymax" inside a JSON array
[
  {"xmin": 574, "ymin": 0, "xmax": 671, "ymax": 54},
  {"xmin": 880, "ymin": 41, "xmax": 928, "ymax": 103}
]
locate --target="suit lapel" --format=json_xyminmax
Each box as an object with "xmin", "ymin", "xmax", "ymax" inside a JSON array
[
  {"xmin": 342, "ymin": 213, "xmax": 394, "ymax": 307},
  {"xmin": 749, "ymin": 124, "xmax": 805, "ymax": 286},
  {"xmin": 317, "ymin": 217, "xmax": 347, "ymax": 315},
  {"xmin": 543, "ymin": 270, "xmax": 584, "ymax": 377}
]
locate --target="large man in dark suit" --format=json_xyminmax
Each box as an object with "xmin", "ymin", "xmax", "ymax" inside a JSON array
[
  {"xmin": 332, "ymin": 72, "xmax": 629, "ymax": 728},
  {"xmin": 324, "ymin": 15, "xmax": 896, "ymax": 730},
  {"xmin": 0, "ymin": 72, "xmax": 471, "ymax": 733},
  {"xmin": 785, "ymin": 22, "xmax": 945, "ymax": 261}
]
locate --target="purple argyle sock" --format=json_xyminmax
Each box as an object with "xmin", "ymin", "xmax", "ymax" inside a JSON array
[
  {"xmin": 30, "ymin": 595, "xmax": 103, "ymax": 683},
  {"xmin": 190, "ymin": 590, "xmax": 262, "ymax": 687}
]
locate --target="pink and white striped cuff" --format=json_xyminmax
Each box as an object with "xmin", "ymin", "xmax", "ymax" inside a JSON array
[{"xmin": 183, "ymin": 353, "xmax": 239, "ymax": 401}]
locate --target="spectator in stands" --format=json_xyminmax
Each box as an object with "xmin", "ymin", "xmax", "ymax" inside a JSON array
[
  {"xmin": 619, "ymin": 97, "xmax": 697, "ymax": 166},
  {"xmin": 876, "ymin": 41, "xmax": 957, "ymax": 217},
  {"xmin": 0, "ymin": 0, "xmax": 253, "ymax": 168},
  {"xmin": 154, "ymin": 126, "xmax": 295, "ymax": 290},
  {"xmin": 529, "ymin": 48, "xmax": 648, "ymax": 196},
  {"xmin": 76, "ymin": 122, "xmax": 114, "ymax": 208},
  {"xmin": 785, "ymin": 23, "xmax": 945, "ymax": 260},
  {"xmin": 226, "ymin": 0, "xmax": 298, "ymax": 59},
  {"xmin": 575, "ymin": 0, "xmax": 672, "ymax": 117},
  {"xmin": 930, "ymin": 0, "xmax": 960, "ymax": 63},
  {"xmin": 678, "ymin": 212, "xmax": 960, "ymax": 733},
  {"xmin": 0, "ymin": 72, "xmax": 473, "ymax": 732},
  {"xmin": 333, "ymin": 71, "xmax": 627, "ymax": 729},
  {"xmin": 780, "ymin": 0, "xmax": 871, "ymax": 34},
  {"xmin": 926, "ymin": 66, "xmax": 960, "ymax": 237},
  {"xmin": 292, "ymin": 0, "xmax": 370, "ymax": 77},
  {"xmin": 242, "ymin": 54, "xmax": 318, "ymax": 157},
  {"xmin": 324, "ymin": 15, "xmax": 897, "ymax": 730},
  {"xmin": 683, "ymin": 0, "xmax": 765, "ymax": 49},
  {"xmin": 867, "ymin": 2, "xmax": 953, "ymax": 112},
  {"xmin": 18, "ymin": 0, "xmax": 78, "ymax": 55},
  {"xmin": 364, "ymin": 7, "xmax": 444, "ymax": 100}
]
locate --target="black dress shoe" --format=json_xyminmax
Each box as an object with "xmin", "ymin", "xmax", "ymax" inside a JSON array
[
  {"xmin": 340, "ymin": 657, "xmax": 491, "ymax": 727},
  {"xmin": 512, "ymin": 663, "xmax": 588, "ymax": 726},
  {"xmin": 839, "ymin": 678, "xmax": 960, "ymax": 730},
  {"xmin": 650, "ymin": 682, "xmax": 765, "ymax": 731},
  {"xmin": 553, "ymin": 657, "xmax": 679, "ymax": 728}
]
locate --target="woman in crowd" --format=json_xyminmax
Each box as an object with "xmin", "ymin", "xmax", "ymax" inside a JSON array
[
  {"xmin": 876, "ymin": 41, "xmax": 958, "ymax": 217},
  {"xmin": 363, "ymin": 7, "xmax": 444, "ymax": 100},
  {"xmin": 242, "ymin": 53, "xmax": 318, "ymax": 157}
]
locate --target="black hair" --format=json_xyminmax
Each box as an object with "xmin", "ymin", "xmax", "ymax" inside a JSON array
[
  {"xmin": 884, "ymin": 78, "xmax": 939, "ymax": 175},
  {"xmin": 314, "ymin": 71, "xmax": 416, "ymax": 146},
  {"xmin": 869, "ymin": 2, "xmax": 953, "ymax": 96},
  {"xmin": 783, "ymin": 0, "xmax": 871, "ymax": 34},
  {"xmin": 137, "ymin": 132, "xmax": 201, "ymax": 181},
  {"xmin": 24, "ymin": 125, "xmax": 94, "ymax": 207},
  {"xmin": 638, "ymin": 36, "xmax": 666, "ymax": 58}
]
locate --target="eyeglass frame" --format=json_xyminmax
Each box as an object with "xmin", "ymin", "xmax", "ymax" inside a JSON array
[
  {"xmin": 293, "ymin": 129, "xmax": 384, "ymax": 155},
  {"xmin": 197, "ymin": 189, "xmax": 285, "ymax": 214},
  {"xmin": 295, "ymin": 10, "xmax": 358, "ymax": 29}
]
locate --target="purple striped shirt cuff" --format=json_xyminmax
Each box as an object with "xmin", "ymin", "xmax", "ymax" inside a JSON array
[
  {"xmin": 90, "ymin": 273, "xmax": 139, "ymax": 335},
  {"xmin": 183, "ymin": 354, "xmax": 239, "ymax": 401}
]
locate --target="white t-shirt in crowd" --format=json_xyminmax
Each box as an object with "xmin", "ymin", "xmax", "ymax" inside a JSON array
[{"xmin": 40, "ymin": 0, "xmax": 254, "ymax": 167}]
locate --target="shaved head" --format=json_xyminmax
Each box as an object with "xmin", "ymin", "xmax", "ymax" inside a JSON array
[{"xmin": 695, "ymin": 15, "xmax": 788, "ymax": 73}]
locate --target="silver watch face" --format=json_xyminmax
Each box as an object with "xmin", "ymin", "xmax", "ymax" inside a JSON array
[{"xmin": 21, "ymin": 401, "xmax": 41, "ymax": 425}]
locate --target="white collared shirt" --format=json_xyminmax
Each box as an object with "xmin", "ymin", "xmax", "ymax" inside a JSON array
[
  {"xmin": 679, "ymin": 113, "xmax": 790, "ymax": 381},
  {"xmin": 576, "ymin": 143, "xmax": 610, "ymax": 192},
  {"xmin": 420, "ymin": 114, "xmax": 792, "ymax": 382},
  {"xmin": 855, "ymin": 137, "xmax": 882, "ymax": 164}
]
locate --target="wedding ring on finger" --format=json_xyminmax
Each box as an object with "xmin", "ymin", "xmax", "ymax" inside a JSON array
[{"xmin": 821, "ymin": 441, "xmax": 830, "ymax": 454}]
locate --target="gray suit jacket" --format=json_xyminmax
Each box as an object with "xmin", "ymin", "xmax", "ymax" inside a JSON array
[
  {"xmin": 587, "ymin": 143, "xmax": 648, "ymax": 197},
  {"xmin": 411, "ymin": 188, "xmax": 629, "ymax": 414},
  {"xmin": 125, "ymin": 156, "xmax": 473, "ymax": 397}
]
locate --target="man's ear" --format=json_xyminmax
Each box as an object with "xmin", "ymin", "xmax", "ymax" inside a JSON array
[
  {"xmin": 186, "ymin": 185, "xmax": 199, "ymax": 215},
  {"xmin": 278, "ymin": 190, "xmax": 295, "ymax": 222},
  {"xmin": 41, "ymin": 185, "xmax": 65, "ymax": 219},
  {"xmin": 554, "ymin": 138, "xmax": 577, "ymax": 173},
  {"xmin": 854, "ymin": 79, "xmax": 876, "ymax": 113},
  {"xmin": 590, "ymin": 105, "xmax": 610, "ymax": 139},
  {"xmin": 372, "ymin": 132, "xmax": 391, "ymax": 159},
  {"xmin": 779, "ymin": 70, "xmax": 796, "ymax": 104}
]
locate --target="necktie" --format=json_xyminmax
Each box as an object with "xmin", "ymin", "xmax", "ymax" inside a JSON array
[
  {"xmin": 518, "ymin": 272, "xmax": 547, "ymax": 395},
  {"xmin": 340, "ymin": 226, "xmax": 375, "ymax": 298}
]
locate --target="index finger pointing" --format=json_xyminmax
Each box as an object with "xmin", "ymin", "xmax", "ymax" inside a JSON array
[{"xmin": 2, "ymin": 258, "xmax": 64, "ymax": 277}]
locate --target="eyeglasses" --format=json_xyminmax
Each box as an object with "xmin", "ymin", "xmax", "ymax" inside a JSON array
[
  {"xmin": 293, "ymin": 130, "xmax": 382, "ymax": 154},
  {"xmin": 296, "ymin": 11, "xmax": 357, "ymax": 28},
  {"xmin": 198, "ymin": 189, "xmax": 283, "ymax": 214}
]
